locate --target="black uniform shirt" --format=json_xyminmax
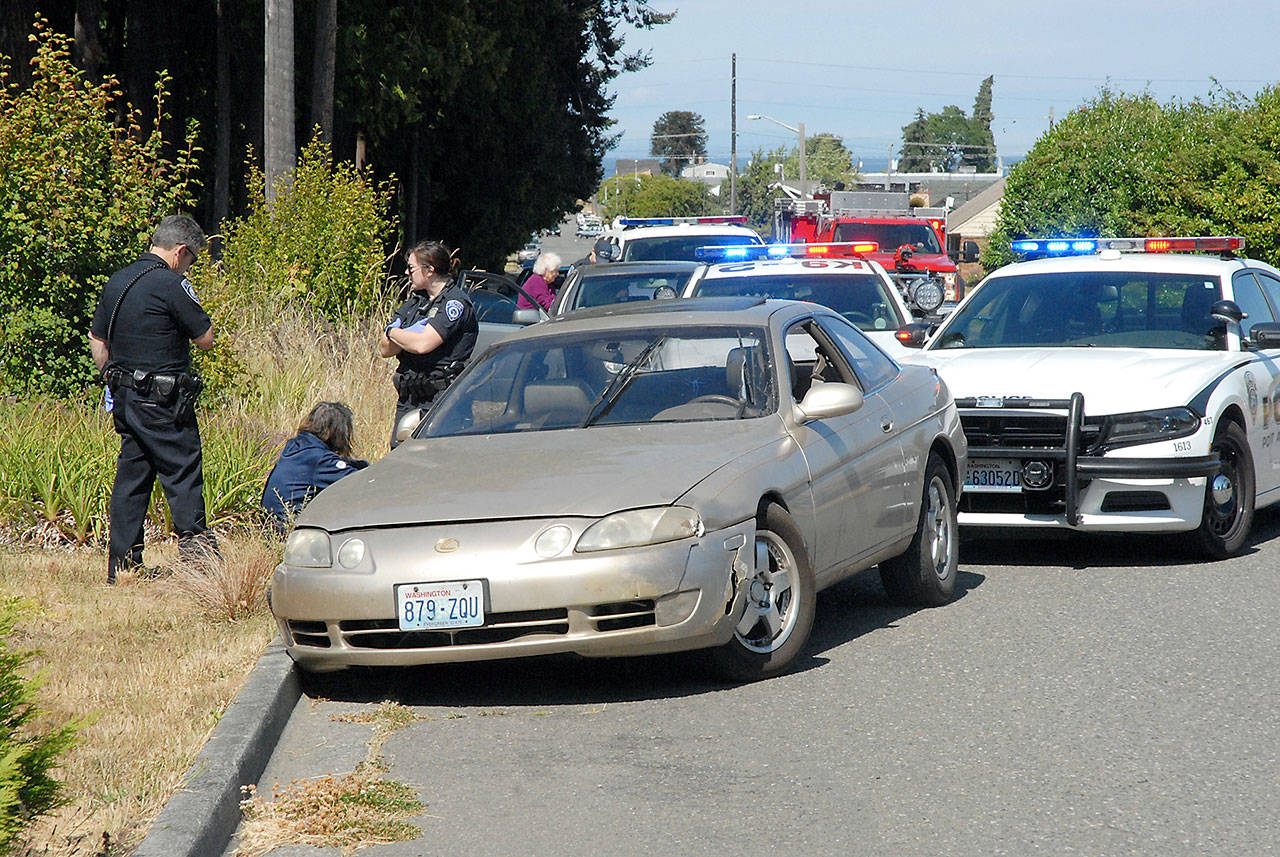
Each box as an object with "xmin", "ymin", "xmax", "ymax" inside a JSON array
[
  {"xmin": 394, "ymin": 281, "xmax": 478, "ymax": 375},
  {"xmin": 90, "ymin": 253, "xmax": 212, "ymax": 374}
]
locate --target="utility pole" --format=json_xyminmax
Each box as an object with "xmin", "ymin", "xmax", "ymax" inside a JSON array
[
  {"xmin": 730, "ymin": 53, "xmax": 737, "ymax": 215},
  {"xmin": 797, "ymin": 122, "xmax": 806, "ymax": 199}
]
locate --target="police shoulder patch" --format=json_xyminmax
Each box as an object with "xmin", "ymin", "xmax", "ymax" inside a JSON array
[
  {"xmin": 445, "ymin": 299, "xmax": 464, "ymax": 322},
  {"xmin": 335, "ymin": 460, "xmax": 348, "ymax": 470},
  {"xmin": 181, "ymin": 278, "xmax": 201, "ymax": 305}
]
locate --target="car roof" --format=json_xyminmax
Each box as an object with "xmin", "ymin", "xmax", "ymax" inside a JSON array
[
  {"xmin": 608, "ymin": 223, "xmax": 762, "ymax": 241},
  {"xmin": 578, "ymin": 260, "xmax": 704, "ymax": 276},
  {"xmin": 989, "ymin": 252, "xmax": 1280, "ymax": 279},
  {"xmin": 493, "ymin": 297, "xmax": 828, "ymax": 342}
]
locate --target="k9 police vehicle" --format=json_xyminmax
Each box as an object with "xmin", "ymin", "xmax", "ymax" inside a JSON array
[
  {"xmin": 688, "ymin": 241, "xmax": 943, "ymax": 357},
  {"xmin": 899, "ymin": 236, "xmax": 1280, "ymax": 558},
  {"xmin": 594, "ymin": 215, "xmax": 763, "ymax": 262}
]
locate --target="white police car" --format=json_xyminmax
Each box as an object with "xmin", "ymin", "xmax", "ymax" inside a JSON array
[
  {"xmin": 900, "ymin": 236, "xmax": 1280, "ymax": 558},
  {"xmin": 595, "ymin": 216, "xmax": 763, "ymax": 262},
  {"xmin": 687, "ymin": 242, "xmax": 940, "ymax": 357}
]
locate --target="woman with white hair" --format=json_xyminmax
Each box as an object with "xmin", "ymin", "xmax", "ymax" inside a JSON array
[{"xmin": 516, "ymin": 252, "xmax": 562, "ymax": 312}]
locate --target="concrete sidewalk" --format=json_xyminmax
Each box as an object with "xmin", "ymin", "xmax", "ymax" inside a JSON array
[{"xmin": 134, "ymin": 638, "xmax": 300, "ymax": 857}]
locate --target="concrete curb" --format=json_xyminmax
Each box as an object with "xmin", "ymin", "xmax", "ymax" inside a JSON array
[{"xmin": 134, "ymin": 638, "xmax": 300, "ymax": 857}]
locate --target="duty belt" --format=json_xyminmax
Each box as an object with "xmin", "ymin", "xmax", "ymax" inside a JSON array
[{"xmin": 105, "ymin": 367, "xmax": 202, "ymax": 400}]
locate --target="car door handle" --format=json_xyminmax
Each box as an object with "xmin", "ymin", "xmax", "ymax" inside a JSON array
[{"xmin": 881, "ymin": 419, "xmax": 894, "ymax": 433}]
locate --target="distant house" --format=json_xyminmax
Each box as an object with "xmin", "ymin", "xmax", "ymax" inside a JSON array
[
  {"xmin": 948, "ymin": 176, "xmax": 1007, "ymax": 240},
  {"xmin": 681, "ymin": 159, "xmax": 731, "ymax": 194},
  {"xmin": 614, "ymin": 158, "xmax": 661, "ymax": 177}
]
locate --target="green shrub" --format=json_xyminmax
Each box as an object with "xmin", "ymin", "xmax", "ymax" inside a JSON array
[
  {"xmin": 0, "ymin": 599, "xmax": 77, "ymax": 852},
  {"xmin": 199, "ymin": 137, "xmax": 397, "ymax": 324},
  {"xmin": 599, "ymin": 172, "xmax": 713, "ymax": 220},
  {"xmin": 0, "ymin": 20, "xmax": 198, "ymax": 398}
]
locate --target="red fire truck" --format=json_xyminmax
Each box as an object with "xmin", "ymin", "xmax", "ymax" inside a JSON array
[{"xmin": 774, "ymin": 191, "xmax": 978, "ymax": 311}]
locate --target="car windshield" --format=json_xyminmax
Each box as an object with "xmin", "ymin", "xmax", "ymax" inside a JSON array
[
  {"xmin": 693, "ymin": 272, "xmax": 903, "ymax": 332},
  {"xmin": 832, "ymin": 223, "xmax": 942, "ymax": 254},
  {"xmin": 569, "ymin": 270, "xmax": 696, "ymax": 310},
  {"xmin": 622, "ymin": 233, "xmax": 761, "ymax": 262},
  {"xmin": 420, "ymin": 326, "xmax": 777, "ymax": 436},
  {"xmin": 931, "ymin": 271, "xmax": 1227, "ymax": 350}
]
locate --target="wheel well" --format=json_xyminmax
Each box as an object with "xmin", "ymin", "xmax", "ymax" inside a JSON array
[
  {"xmin": 1216, "ymin": 405, "xmax": 1246, "ymax": 436},
  {"xmin": 930, "ymin": 438, "xmax": 960, "ymax": 494},
  {"xmin": 756, "ymin": 492, "xmax": 788, "ymax": 523}
]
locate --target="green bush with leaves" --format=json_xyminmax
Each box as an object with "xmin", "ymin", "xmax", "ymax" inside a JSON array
[
  {"xmin": 986, "ymin": 87, "xmax": 1280, "ymax": 270},
  {"xmin": 201, "ymin": 138, "xmax": 397, "ymax": 323},
  {"xmin": 0, "ymin": 21, "xmax": 198, "ymax": 398},
  {"xmin": 0, "ymin": 599, "xmax": 77, "ymax": 852},
  {"xmin": 599, "ymin": 172, "xmax": 713, "ymax": 220}
]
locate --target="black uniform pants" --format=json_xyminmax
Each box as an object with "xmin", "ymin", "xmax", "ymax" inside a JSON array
[{"xmin": 108, "ymin": 387, "xmax": 207, "ymax": 565}]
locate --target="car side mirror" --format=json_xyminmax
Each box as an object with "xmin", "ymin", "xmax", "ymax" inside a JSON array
[
  {"xmin": 1210, "ymin": 299, "xmax": 1244, "ymax": 325},
  {"xmin": 961, "ymin": 240, "xmax": 980, "ymax": 263},
  {"xmin": 394, "ymin": 408, "xmax": 426, "ymax": 443},
  {"xmin": 1248, "ymin": 321, "xmax": 1280, "ymax": 349},
  {"xmin": 794, "ymin": 383, "xmax": 864, "ymax": 424},
  {"xmin": 894, "ymin": 323, "xmax": 932, "ymax": 349},
  {"xmin": 512, "ymin": 307, "xmax": 542, "ymax": 325}
]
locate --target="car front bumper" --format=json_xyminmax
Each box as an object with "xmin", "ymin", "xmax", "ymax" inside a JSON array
[{"xmin": 271, "ymin": 517, "xmax": 757, "ymax": 672}]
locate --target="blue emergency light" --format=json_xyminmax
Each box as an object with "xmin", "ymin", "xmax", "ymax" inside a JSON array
[
  {"xmin": 1012, "ymin": 235, "xmax": 1245, "ymax": 257},
  {"xmin": 1011, "ymin": 238, "xmax": 1098, "ymax": 256}
]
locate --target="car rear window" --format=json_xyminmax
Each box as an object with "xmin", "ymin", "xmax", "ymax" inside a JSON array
[
  {"xmin": 694, "ymin": 272, "xmax": 903, "ymax": 332},
  {"xmin": 622, "ymin": 234, "xmax": 760, "ymax": 262}
]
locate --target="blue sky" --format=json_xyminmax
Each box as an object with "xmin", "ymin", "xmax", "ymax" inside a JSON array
[{"xmin": 603, "ymin": 0, "xmax": 1279, "ymax": 168}]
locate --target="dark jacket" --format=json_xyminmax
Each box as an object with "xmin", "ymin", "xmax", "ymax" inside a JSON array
[{"xmin": 261, "ymin": 432, "xmax": 369, "ymax": 530}]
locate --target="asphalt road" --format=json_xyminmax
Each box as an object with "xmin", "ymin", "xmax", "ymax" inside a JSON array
[{"xmin": 229, "ymin": 508, "xmax": 1280, "ymax": 857}]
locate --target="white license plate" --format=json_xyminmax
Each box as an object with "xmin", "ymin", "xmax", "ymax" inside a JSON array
[
  {"xmin": 396, "ymin": 580, "xmax": 485, "ymax": 631},
  {"xmin": 964, "ymin": 459, "xmax": 1023, "ymax": 492}
]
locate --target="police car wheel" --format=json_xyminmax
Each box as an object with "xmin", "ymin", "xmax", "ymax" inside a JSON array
[
  {"xmin": 1191, "ymin": 420, "xmax": 1255, "ymax": 560},
  {"xmin": 708, "ymin": 503, "xmax": 815, "ymax": 682},
  {"xmin": 879, "ymin": 454, "xmax": 958, "ymax": 607}
]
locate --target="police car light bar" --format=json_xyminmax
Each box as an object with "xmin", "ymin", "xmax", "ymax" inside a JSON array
[
  {"xmin": 617, "ymin": 215, "xmax": 750, "ymax": 227},
  {"xmin": 1011, "ymin": 236, "xmax": 1245, "ymax": 256},
  {"xmin": 695, "ymin": 241, "xmax": 879, "ymax": 262}
]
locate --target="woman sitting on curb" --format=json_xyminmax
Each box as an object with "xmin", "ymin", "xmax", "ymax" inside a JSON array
[{"xmin": 262, "ymin": 401, "xmax": 369, "ymax": 533}]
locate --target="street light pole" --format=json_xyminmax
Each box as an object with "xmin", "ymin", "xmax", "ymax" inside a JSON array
[{"xmin": 747, "ymin": 114, "xmax": 807, "ymax": 199}]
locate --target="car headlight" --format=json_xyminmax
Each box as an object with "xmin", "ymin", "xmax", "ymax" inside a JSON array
[
  {"xmin": 576, "ymin": 506, "xmax": 704, "ymax": 553},
  {"xmin": 283, "ymin": 528, "xmax": 332, "ymax": 568},
  {"xmin": 1099, "ymin": 406, "xmax": 1201, "ymax": 450},
  {"xmin": 336, "ymin": 538, "xmax": 366, "ymax": 569}
]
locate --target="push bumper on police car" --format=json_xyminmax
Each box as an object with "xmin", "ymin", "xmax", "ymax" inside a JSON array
[{"xmin": 959, "ymin": 392, "xmax": 1220, "ymax": 531}]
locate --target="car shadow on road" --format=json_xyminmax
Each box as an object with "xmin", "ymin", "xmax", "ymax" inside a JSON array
[
  {"xmin": 300, "ymin": 567, "xmax": 986, "ymax": 707},
  {"xmin": 956, "ymin": 504, "xmax": 1280, "ymax": 569}
]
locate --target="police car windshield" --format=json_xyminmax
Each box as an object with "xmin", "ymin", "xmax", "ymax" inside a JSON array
[
  {"xmin": 420, "ymin": 326, "xmax": 777, "ymax": 436},
  {"xmin": 832, "ymin": 223, "xmax": 942, "ymax": 254},
  {"xmin": 932, "ymin": 271, "xmax": 1227, "ymax": 350},
  {"xmin": 622, "ymin": 234, "xmax": 761, "ymax": 262},
  {"xmin": 571, "ymin": 270, "xmax": 698, "ymax": 310},
  {"xmin": 693, "ymin": 272, "xmax": 904, "ymax": 332}
]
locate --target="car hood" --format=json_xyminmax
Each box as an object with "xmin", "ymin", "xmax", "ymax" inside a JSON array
[
  {"xmin": 298, "ymin": 420, "xmax": 778, "ymax": 531},
  {"xmin": 908, "ymin": 347, "xmax": 1245, "ymax": 414}
]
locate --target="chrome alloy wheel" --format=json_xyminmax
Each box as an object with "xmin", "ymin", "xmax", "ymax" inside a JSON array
[
  {"xmin": 925, "ymin": 474, "xmax": 954, "ymax": 581},
  {"xmin": 1207, "ymin": 447, "xmax": 1242, "ymax": 537},
  {"xmin": 734, "ymin": 531, "xmax": 799, "ymax": 654}
]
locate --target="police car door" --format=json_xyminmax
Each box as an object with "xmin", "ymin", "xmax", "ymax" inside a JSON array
[{"xmin": 1235, "ymin": 270, "xmax": 1280, "ymax": 502}]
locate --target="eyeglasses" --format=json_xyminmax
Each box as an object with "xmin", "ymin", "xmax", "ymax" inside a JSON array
[
  {"xmin": 179, "ymin": 245, "xmax": 198, "ymax": 266},
  {"xmin": 407, "ymin": 263, "xmax": 434, "ymax": 274}
]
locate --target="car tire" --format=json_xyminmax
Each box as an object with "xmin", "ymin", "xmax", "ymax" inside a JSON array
[
  {"xmin": 709, "ymin": 503, "xmax": 815, "ymax": 682},
  {"xmin": 1192, "ymin": 420, "xmax": 1255, "ymax": 559},
  {"xmin": 879, "ymin": 453, "xmax": 958, "ymax": 606}
]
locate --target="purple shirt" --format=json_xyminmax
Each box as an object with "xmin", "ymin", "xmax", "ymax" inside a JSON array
[{"xmin": 517, "ymin": 273, "xmax": 555, "ymax": 311}]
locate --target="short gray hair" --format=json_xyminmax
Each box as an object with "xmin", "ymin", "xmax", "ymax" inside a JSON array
[
  {"xmin": 151, "ymin": 214, "xmax": 206, "ymax": 252},
  {"xmin": 533, "ymin": 252, "xmax": 562, "ymax": 275}
]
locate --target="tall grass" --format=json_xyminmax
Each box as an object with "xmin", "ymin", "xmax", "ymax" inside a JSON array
[{"xmin": 0, "ymin": 301, "xmax": 398, "ymax": 549}]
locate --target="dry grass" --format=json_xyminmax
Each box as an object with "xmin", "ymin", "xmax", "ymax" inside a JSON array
[
  {"xmin": 237, "ymin": 702, "xmax": 425, "ymax": 857},
  {"xmin": 0, "ymin": 545, "xmax": 275, "ymax": 856},
  {"xmin": 166, "ymin": 530, "xmax": 280, "ymax": 621}
]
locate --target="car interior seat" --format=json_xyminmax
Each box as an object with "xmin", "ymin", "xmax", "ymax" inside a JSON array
[{"xmin": 522, "ymin": 380, "xmax": 593, "ymax": 427}]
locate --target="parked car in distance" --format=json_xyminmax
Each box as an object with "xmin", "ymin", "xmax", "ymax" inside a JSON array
[
  {"xmin": 552, "ymin": 261, "xmax": 705, "ymax": 315},
  {"xmin": 516, "ymin": 241, "xmax": 541, "ymax": 264},
  {"xmin": 271, "ymin": 297, "xmax": 967, "ymax": 680}
]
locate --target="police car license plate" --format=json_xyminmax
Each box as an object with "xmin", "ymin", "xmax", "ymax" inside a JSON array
[
  {"xmin": 396, "ymin": 580, "xmax": 484, "ymax": 631},
  {"xmin": 964, "ymin": 459, "xmax": 1023, "ymax": 492}
]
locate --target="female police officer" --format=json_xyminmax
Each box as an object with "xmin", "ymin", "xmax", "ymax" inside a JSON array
[{"xmin": 379, "ymin": 240, "xmax": 477, "ymax": 448}]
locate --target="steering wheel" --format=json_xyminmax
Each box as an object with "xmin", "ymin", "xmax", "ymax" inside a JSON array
[{"xmin": 841, "ymin": 311, "xmax": 873, "ymax": 326}]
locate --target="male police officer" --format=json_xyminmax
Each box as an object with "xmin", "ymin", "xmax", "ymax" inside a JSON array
[
  {"xmin": 379, "ymin": 240, "xmax": 478, "ymax": 447},
  {"xmin": 88, "ymin": 215, "xmax": 215, "ymax": 584}
]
